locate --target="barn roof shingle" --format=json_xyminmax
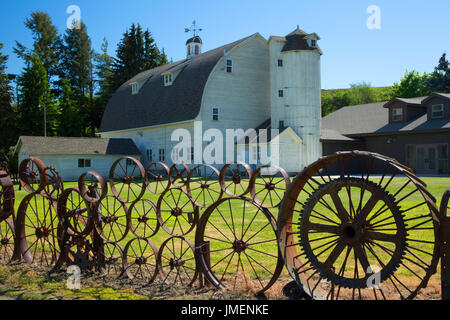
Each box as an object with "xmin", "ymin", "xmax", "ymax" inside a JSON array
[{"xmin": 16, "ymin": 136, "xmax": 140, "ymax": 156}]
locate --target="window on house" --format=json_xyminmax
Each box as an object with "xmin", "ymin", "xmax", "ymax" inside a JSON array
[
  {"xmin": 147, "ymin": 149, "xmax": 153, "ymax": 162},
  {"xmin": 438, "ymin": 144, "xmax": 449, "ymax": 174},
  {"xmin": 392, "ymin": 107, "xmax": 403, "ymax": 122},
  {"xmin": 187, "ymin": 147, "xmax": 194, "ymax": 162},
  {"xmin": 226, "ymin": 59, "xmax": 232, "ymax": 73},
  {"xmin": 164, "ymin": 73, "xmax": 173, "ymax": 86},
  {"xmin": 159, "ymin": 149, "xmax": 165, "ymax": 162},
  {"xmin": 311, "ymin": 39, "xmax": 317, "ymax": 48},
  {"xmin": 213, "ymin": 108, "xmax": 219, "ymax": 121},
  {"xmin": 131, "ymin": 82, "xmax": 139, "ymax": 95},
  {"xmin": 78, "ymin": 159, "xmax": 91, "ymax": 168},
  {"xmin": 432, "ymin": 104, "xmax": 444, "ymax": 119},
  {"xmin": 278, "ymin": 90, "xmax": 284, "ymax": 97},
  {"xmin": 278, "ymin": 59, "xmax": 283, "ymax": 67}
]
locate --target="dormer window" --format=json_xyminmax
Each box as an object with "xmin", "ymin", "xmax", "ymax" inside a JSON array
[
  {"xmin": 310, "ymin": 39, "xmax": 317, "ymax": 48},
  {"xmin": 431, "ymin": 104, "xmax": 444, "ymax": 119},
  {"xmin": 392, "ymin": 107, "xmax": 403, "ymax": 122},
  {"xmin": 164, "ymin": 73, "xmax": 173, "ymax": 86},
  {"xmin": 131, "ymin": 82, "xmax": 139, "ymax": 95},
  {"xmin": 226, "ymin": 59, "xmax": 233, "ymax": 73}
]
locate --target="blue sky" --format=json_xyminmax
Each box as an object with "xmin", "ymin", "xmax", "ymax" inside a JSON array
[{"xmin": 1, "ymin": 0, "xmax": 449, "ymax": 89}]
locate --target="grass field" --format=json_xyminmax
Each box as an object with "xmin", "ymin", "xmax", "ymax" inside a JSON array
[{"xmin": 5, "ymin": 174, "xmax": 450, "ymax": 298}]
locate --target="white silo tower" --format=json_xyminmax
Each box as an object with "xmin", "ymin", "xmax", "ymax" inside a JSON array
[{"xmin": 269, "ymin": 27, "xmax": 322, "ymax": 171}]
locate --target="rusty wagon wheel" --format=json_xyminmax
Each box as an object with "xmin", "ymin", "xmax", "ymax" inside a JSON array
[
  {"xmin": 219, "ymin": 162, "xmax": 253, "ymax": 197},
  {"xmin": 157, "ymin": 188, "xmax": 198, "ymax": 237},
  {"xmin": 97, "ymin": 241, "xmax": 124, "ymax": 276},
  {"xmin": 19, "ymin": 157, "xmax": 47, "ymax": 194},
  {"xmin": 196, "ymin": 197, "xmax": 284, "ymax": 294},
  {"xmin": 123, "ymin": 237, "xmax": 158, "ymax": 283},
  {"xmin": 169, "ymin": 163, "xmax": 191, "ymax": 188},
  {"xmin": 129, "ymin": 199, "xmax": 159, "ymax": 239},
  {"xmin": 96, "ymin": 195, "xmax": 130, "ymax": 243},
  {"xmin": 0, "ymin": 218, "xmax": 15, "ymax": 264},
  {"xmin": 57, "ymin": 188, "xmax": 95, "ymax": 236},
  {"xmin": 186, "ymin": 164, "xmax": 222, "ymax": 208},
  {"xmin": 441, "ymin": 188, "xmax": 450, "ymax": 218},
  {"xmin": 109, "ymin": 157, "xmax": 146, "ymax": 204},
  {"xmin": 42, "ymin": 167, "xmax": 64, "ymax": 200},
  {"xmin": 278, "ymin": 151, "xmax": 441, "ymax": 300},
  {"xmin": 56, "ymin": 227, "xmax": 96, "ymax": 271},
  {"xmin": 250, "ymin": 165, "xmax": 291, "ymax": 209},
  {"xmin": 157, "ymin": 236, "xmax": 197, "ymax": 287},
  {"xmin": 15, "ymin": 193, "xmax": 60, "ymax": 267},
  {"xmin": 145, "ymin": 162, "xmax": 171, "ymax": 194},
  {"xmin": 0, "ymin": 170, "xmax": 15, "ymax": 220},
  {"xmin": 78, "ymin": 170, "xmax": 107, "ymax": 203}
]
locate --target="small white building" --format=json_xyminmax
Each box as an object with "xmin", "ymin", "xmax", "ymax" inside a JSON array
[
  {"xmin": 99, "ymin": 27, "xmax": 323, "ymax": 174},
  {"xmin": 14, "ymin": 136, "xmax": 141, "ymax": 181}
]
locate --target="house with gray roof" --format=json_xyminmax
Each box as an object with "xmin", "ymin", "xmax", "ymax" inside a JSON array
[
  {"xmin": 14, "ymin": 136, "xmax": 140, "ymax": 181},
  {"xmin": 321, "ymin": 92, "xmax": 450, "ymax": 175},
  {"xmin": 99, "ymin": 27, "xmax": 323, "ymax": 174}
]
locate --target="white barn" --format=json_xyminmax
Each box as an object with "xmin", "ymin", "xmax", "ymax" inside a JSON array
[
  {"xmin": 99, "ymin": 27, "xmax": 323, "ymax": 174},
  {"xmin": 14, "ymin": 136, "xmax": 141, "ymax": 181}
]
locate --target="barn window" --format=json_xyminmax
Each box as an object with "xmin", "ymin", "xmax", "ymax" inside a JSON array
[
  {"xmin": 147, "ymin": 149, "xmax": 153, "ymax": 162},
  {"xmin": 310, "ymin": 39, "xmax": 317, "ymax": 48},
  {"xmin": 78, "ymin": 159, "xmax": 91, "ymax": 168},
  {"xmin": 392, "ymin": 107, "xmax": 403, "ymax": 122},
  {"xmin": 159, "ymin": 149, "xmax": 165, "ymax": 162},
  {"xmin": 432, "ymin": 104, "xmax": 444, "ymax": 119},
  {"xmin": 131, "ymin": 82, "xmax": 139, "ymax": 95},
  {"xmin": 278, "ymin": 90, "xmax": 284, "ymax": 97},
  {"xmin": 187, "ymin": 147, "xmax": 194, "ymax": 162},
  {"xmin": 278, "ymin": 59, "xmax": 283, "ymax": 67},
  {"xmin": 213, "ymin": 108, "xmax": 219, "ymax": 121},
  {"xmin": 164, "ymin": 73, "xmax": 173, "ymax": 86},
  {"xmin": 226, "ymin": 59, "xmax": 233, "ymax": 73},
  {"xmin": 279, "ymin": 120, "xmax": 285, "ymax": 129}
]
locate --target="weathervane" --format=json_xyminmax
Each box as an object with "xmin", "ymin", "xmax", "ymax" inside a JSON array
[{"xmin": 184, "ymin": 20, "xmax": 203, "ymax": 37}]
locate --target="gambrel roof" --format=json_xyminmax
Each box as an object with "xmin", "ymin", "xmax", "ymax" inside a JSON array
[{"xmin": 99, "ymin": 35, "xmax": 252, "ymax": 133}]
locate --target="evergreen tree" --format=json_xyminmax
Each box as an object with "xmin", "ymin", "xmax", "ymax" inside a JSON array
[
  {"xmin": 94, "ymin": 38, "xmax": 114, "ymax": 104},
  {"xmin": 59, "ymin": 21, "xmax": 94, "ymax": 136},
  {"xmin": 17, "ymin": 54, "xmax": 57, "ymax": 137},
  {"xmin": 110, "ymin": 23, "xmax": 168, "ymax": 92},
  {"xmin": 57, "ymin": 76, "xmax": 82, "ymax": 136},
  {"xmin": 427, "ymin": 53, "xmax": 450, "ymax": 93},
  {"xmin": 0, "ymin": 43, "xmax": 18, "ymax": 154},
  {"xmin": 14, "ymin": 11, "xmax": 60, "ymax": 86}
]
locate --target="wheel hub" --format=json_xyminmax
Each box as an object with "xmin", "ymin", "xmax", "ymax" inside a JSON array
[
  {"xmin": 169, "ymin": 257, "xmax": 185, "ymax": 269},
  {"xmin": 138, "ymin": 215, "xmax": 150, "ymax": 223},
  {"xmin": 200, "ymin": 183, "xmax": 210, "ymax": 189},
  {"xmin": 265, "ymin": 182, "xmax": 276, "ymax": 191},
  {"xmin": 121, "ymin": 176, "xmax": 134, "ymax": 184},
  {"xmin": 232, "ymin": 173, "xmax": 241, "ymax": 184},
  {"xmin": 35, "ymin": 226, "xmax": 50, "ymax": 238},
  {"xmin": 135, "ymin": 256, "xmax": 147, "ymax": 265},
  {"xmin": 1, "ymin": 237, "xmax": 9, "ymax": 245},
  {"xmin": 102, "ymin": 215, "xmax": 119, "ymax": 224},
  {"xmin": 232, "ymin": 240, "xmax": 248, "ymax": 253},
  {"xmin": 171, "ymin": 208, "xmax": 183, "ymax": 217}
]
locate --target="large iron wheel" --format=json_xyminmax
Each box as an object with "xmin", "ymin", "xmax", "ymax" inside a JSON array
[
  {"xmin": 57, "ymin": 188, "xmax": 94, "ymax": 236},
  {"xmin": 19, "ymin": 157, "xmax": 47, "ymax": 194},
  {"xmin": 0, "ymin": 169, "xmax": 14, "ymax": 220},
  {"xmin": 123, "ymin": 237, "xmax": 158, "ymax": 283},
  {"xmin": 109, "ymin": 157, "xmax": 146, "ymax": 204},
  {"xmin": 196, "ymin": 197, "xmax": 284, "ymax": 294},
  {"xmin": 186, "ymin": 164, "xmax": 222, "ymax": 208},
  {"xmin": 78, "ymin": 170, "xmax": 107, "ymax": 203},
  {"xmin": 16, "ymin": 193, "xmax": 60, "ymax": 266},
  {"xmin": 157, "ymin": 236, "xmax": 197, "ymax": 287},
  {"xmin": 42, "ymin": 167, "xmax": 64, "ymax": 200},
  {"xmin": 169, "ymin": 163, "xmax": 190, "ymax": 188},
  {"xmin": 145, "ymin": 162, "xmax": 170, "ymax": 194},
  {"xmin": 278, "ymin": 151, "xmax": 440, "ymax": 300},
  {"xmin": 96, "ymin": 195, "xmax": 130, "ymax": 242},
  {"xmin": 157, "ymin": 188, "xmax": 199, "ymax": 236},
  {"xmin": 0, "ymin": 218, "xmax": 15, "ymax": 264},
  {"xmin": 129, "ymin": 199, "xmax": 159, "ymax": 239},
  {"xmin": 250, "ymin": 165, "xmax": 290, "ymax": 209},
  {"xmin": 219, "ymin": 162, "xmax": 253, "ymax": 197},
  {"xmin": 97, "ymin": 241, "xmax": 124, "ymax": 276}
]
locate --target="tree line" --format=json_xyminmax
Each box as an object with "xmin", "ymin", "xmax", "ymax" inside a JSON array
[
  {"xmin": 0, "ymin": 10, "xmax": 168, "ymax": 159},
  {"xmin": 322, "ymin": 54, "xmax": 449, "ymax": 116}
]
